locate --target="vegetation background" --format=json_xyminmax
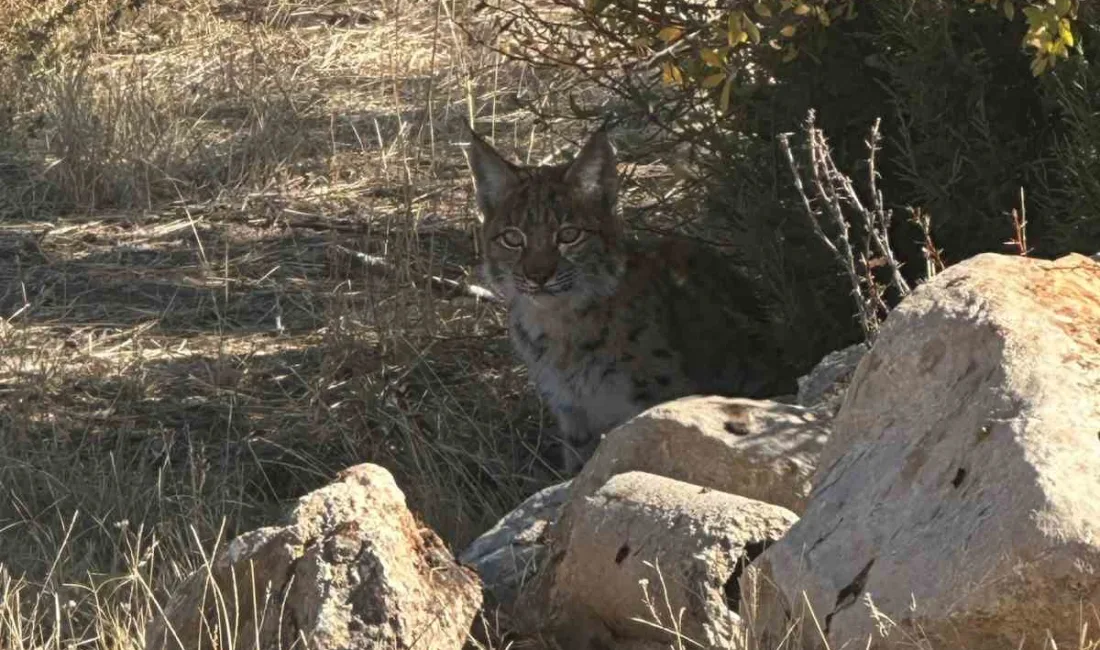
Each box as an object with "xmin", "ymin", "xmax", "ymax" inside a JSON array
[{"xmin": 0, "ymin": 0, "xmax": 1096, "ymax": 647}]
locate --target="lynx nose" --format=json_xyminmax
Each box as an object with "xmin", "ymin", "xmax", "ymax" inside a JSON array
[
  {"xmin": 523, "ymin": 252, "xmax": 558, "ymax": 287},
  {"xmin": 525, "ymin": 265, "xmax": 556, "ymax": 286}
]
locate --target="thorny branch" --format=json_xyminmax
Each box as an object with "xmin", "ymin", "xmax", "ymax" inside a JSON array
[
  {"xmin": 778, "ymin": 123, "xmax": 873, "ymax": 342},
  {"xmin": 909, "ymin": 207, "xmax": 946, "ymax": 279},
  {"xmin": 860, "ymin": 118, "xmax": 910, "ymax": 298},
  {"xmin": 778, "ymin": 110, "xmax": 913, "ymax": 344}
]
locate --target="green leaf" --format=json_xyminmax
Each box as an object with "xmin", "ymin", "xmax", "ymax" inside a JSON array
[
  {"xmin": 746, "ymin": 20, "xmax": 762, "ymax": 44},
  {"xmin": 1059, "ymin": 18, "xmax": 1074, "ymax": 47},
  {"xmin": 1030, "ymin": 54, "xmax": 1050, "ymax": 76},
  {"xmin": 728, "ymin": 12, "xmax": 746, "ymax": 46},
  {"xmin": 702, "ymin": 72, "xmax": 727, "ymax": 88},
  {"xmin": 719, "ymin": 76, "xmax": 734, "ymax": 113},
  {"xmin": 661, "ymin": 61, "xmax": 685, "ymax": 85},
  {"xmin": 1003, "ymin": 1, "xmax": 1015, "ymax": 20},
  {"xmin": 657, "ymin": 26, "xmax": 684, "ymax": 43}
]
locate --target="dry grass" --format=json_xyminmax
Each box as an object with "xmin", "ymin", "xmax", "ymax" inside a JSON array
[
  {"xmin": 1, "ymin": 3, "xmax": 1097, "ymax": 650},
  {"xmin": 0, "ymin": 0, "xmax": 597, "ymax": 646}
]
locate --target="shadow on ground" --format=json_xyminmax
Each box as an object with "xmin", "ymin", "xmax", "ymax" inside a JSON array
[{"xmin": 0, "ymin": 210, "xmax": 552, "ymax": 582}]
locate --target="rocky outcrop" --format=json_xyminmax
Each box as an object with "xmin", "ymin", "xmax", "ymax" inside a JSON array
[
  {"xmin": 462, "ymin": 395, "xmax": 830, "ymax": 621},
  {"xmin": 748, "ymin": 253, "xmax": 1100, "ymax": 650},
  {"xmin": 542, "ymin": 471, "xmax": 798, "ymax": 650},
  {"xmin": 144, "ymin": 464, "xmax": 481, "ymax": 650}
]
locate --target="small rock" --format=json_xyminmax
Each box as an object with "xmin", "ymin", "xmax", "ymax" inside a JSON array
[
  {"xmin": 459, "ymin": 481, "xmax": 570, "ymax": 609},
  {"xmin": 795, "ymin": 342, "xmax": 868, "ymax": 412},
  {"xmin": 543, "ymin": 471, "xmax": 797, "ymax": 649},
  {"xmin": 144, "ymin": 463, "xmax": 481, "ymax": 650},
  {"xmin": 749, "ymin": 253, "xmax": 1100, "ymax": 650}
]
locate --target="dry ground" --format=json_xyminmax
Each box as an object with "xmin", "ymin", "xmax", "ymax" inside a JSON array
[{"xmin": 0, "ymin": 0, "xmax": 604, "ymax": 646}]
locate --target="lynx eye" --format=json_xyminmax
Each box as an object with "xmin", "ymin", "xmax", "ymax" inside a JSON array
[
  {"xmin": 556, "ymin": 225, "xmax": 584, "ymax": 245},
  {"xmin": 496, "ymin": 228, "xmax": 526, "ymax": 249}
]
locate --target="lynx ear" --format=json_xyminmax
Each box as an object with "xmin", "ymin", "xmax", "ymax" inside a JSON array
[
  {"xmin": 563, "ymin": 128, "xmax": 619, "ymax": 212},
  {"xmin": 464, "ymin": 125, "xmax": 520, "ymax": 222}
]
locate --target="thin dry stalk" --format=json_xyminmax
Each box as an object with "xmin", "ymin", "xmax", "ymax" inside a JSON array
[
  {"xmin": 1006, "ymin": 186, "xmax": 1031, "ymax": 256},
  {"xmin": 909, "ymin": 206, "xmax": 945, "ymax": 279},
  {"xmin": 632, "ymin": 559, "xmax": 705, "ymax": 650}
]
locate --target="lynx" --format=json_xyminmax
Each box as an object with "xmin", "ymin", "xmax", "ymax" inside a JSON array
[{"xmin": 466, "ymin": 126, "xmax": 793, "ymax": 473}]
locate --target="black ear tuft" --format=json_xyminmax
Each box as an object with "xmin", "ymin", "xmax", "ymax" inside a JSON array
[
  {"xmin": 464, "ymin": 126, "xmax": 520, "ymax": 222},
  {"xmin": 563, "ymin": 128, "xmax": 619, "ymax": 211}
]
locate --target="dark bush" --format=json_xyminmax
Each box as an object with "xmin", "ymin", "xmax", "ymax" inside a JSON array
[{"xmin": 472, "ymin": 0, "xmax": 1099, "ymax": 372}]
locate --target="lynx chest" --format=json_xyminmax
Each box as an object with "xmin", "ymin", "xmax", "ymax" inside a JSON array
[{"xmin": 508, "ymin": 304, "xmax": 685, "ymax": 433}]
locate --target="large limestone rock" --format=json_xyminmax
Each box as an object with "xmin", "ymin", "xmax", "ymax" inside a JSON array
[
  {"xmin": 544, "ymin": 471, "xmax": 798, "ymax": 649},
  {"xmin": 459, "ymin": 481, "xmax": 570, "ymax": 609},
  {"xmin": 749, "ymin": 253, "xmax": 1100, "ymax": 650},
  {"xmin": 565, "ymin": 396, "xmax": 829, "ymax": 519},
  {"xmin": 145, "ymin": 464, "xmax": 481, "ymax": 650}
]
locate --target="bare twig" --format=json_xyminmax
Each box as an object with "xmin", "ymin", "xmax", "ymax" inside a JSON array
[
  {"xmin": 860, "ymin": 118, "xmax": 910, "ymax": 298},
  {"xmin": 779, "ymin": 110, "xmax": 914, "ymax": 343},
  {"xmin": 1006, "ymin": 186, "xmax": 1031, "ymax": 256},
  {"xmin": 909, "ymin": 206, "xmax": 945, "ymax": 279},
  {"xmin": 334, "ymin": 244, "xmax": 499, "ymax": 302},
  {"xmin": 779, "ymin": 113, "xmax": 873, "ymax": 341}
]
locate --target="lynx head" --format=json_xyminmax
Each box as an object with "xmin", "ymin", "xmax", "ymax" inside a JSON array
[{"xmin": 465, "ymin": 126, "xmax": 625, "ymax": 304}]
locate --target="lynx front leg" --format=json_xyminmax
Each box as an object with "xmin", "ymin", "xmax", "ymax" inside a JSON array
[{"xmin": 553, "ymin": 406, "xmax": 598, "ymax": 475}]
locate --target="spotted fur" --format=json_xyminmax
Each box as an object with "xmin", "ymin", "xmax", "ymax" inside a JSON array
[{"xmin": 466, "ymin": 126, "xmax": 793, "ymax": 473}]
